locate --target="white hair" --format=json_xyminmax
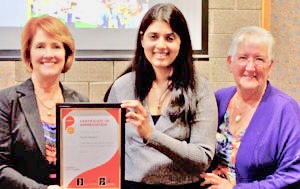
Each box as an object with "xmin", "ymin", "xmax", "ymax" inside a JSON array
[{"xmin": 228, "ymin": 26, "xmax": 275, "ymax": 62}]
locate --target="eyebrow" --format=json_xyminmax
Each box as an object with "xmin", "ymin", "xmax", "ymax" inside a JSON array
[
  {"xmin": 167, "ymin": 32, "xmax": 176, "ymax": 36},
  {"xmin": 147, "ymin": 31, "xmax": 176, "ymax": 35}
]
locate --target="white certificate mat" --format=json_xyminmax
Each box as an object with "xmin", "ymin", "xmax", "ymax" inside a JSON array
[{"xmin": 56, "ymin": 103, "xmax": 125, "ymax": 189}]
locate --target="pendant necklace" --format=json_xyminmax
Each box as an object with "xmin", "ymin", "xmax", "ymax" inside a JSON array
[
  {"xmin": 234, "ymin": 95, "xmax": 261, "ymax": 123},
  {"xmin": 235, "ymin": 100, "xmax": 242, "ymax": 123},
  {"xmin": 157, "ymin": 87, "xmax": 171, "ymax": 113},
  {"xmin": 36, "ymin": 92, "xmax": 61, "ymax": 117}
]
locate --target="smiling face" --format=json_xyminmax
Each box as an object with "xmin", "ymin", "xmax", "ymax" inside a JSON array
[
  {"xmin": 141, "ymin": 20, "xmax": 181, "ymax": 70},
  {"xmin": 30, "ymin": 28, "xmax": 66, "ymax": 80},
  {"xmin": 228, "ymin": 40, "xmax": 273, "ymax": 94}
]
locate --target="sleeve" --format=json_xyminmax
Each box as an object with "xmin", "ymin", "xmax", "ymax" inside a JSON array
[
  {"xmin": 0, "ymin": 89, "xmax": 47, "ymax": 189},
  {"xmin": 235, "ymin": 100, "xmax": 300, "ymax": 189},
  {"xmin": 148, "ymin": 76, "xmax": 218, "ymax": 172}
]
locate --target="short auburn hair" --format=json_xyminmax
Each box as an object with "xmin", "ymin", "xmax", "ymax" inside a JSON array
[{"xmin": 21, "ymin": 15, "xmax": 75, "ymax": 73}]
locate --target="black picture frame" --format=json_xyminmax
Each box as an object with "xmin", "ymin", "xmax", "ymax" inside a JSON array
[{"xmin": 56, "ymin": 103, "xmax": 125, "ymax": 189}]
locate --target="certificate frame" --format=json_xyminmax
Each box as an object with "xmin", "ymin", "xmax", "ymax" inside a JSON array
[{"xmin": 56, "ymin": 103, "xmax": 125, "ymax": 189}]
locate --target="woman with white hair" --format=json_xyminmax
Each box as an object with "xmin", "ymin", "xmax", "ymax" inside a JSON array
[{"xmin": 200, "ymin": 26, "xmax": 300, "ymax": 188}]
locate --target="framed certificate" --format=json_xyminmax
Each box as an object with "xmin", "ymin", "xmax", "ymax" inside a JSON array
[{"xmin": 56, "ymin": 103, "xmax": 125, "ymax": 189}]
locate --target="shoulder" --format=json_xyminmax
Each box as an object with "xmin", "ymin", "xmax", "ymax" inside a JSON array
[
  {"xmin": 108, "ymin": 72, "xmax": 135, "ymax": 102},
  {"xmin": 215, "ymin": 86, "xmax": 236, "ymax": 98},
  {"xmin": 265, "ymin": 83, "xmax": 299, "ymax": 113},
  {"xmin": 194, "ymin": 74, "xmax": 214, "ymax": 95},
  {"xmin": 0, "ymin": 85, "xmax": 18, "ymax": 103},
  {"xmin": 0, "ymin": 84, "xmax": 18, "ymax": 95},
  {"xmin": 0, "ymin": 80, "xmax": 33, "ymax": 111},
  {"xmin": 61, "ymin": 83, "xmax": 89, "ymax": 102},
  {"xmin": 195, "ymin": 74, "xmax": 209, "ymax": 86},
  {"xmin": 112, "ymin": 72, "xmax": 135, "ymax": 89},
  {"xmin": 268, "ymin": 84, "xmax": 295, "ymax": 100},
  {"xmin": 215, "ymin": 86, "xmax": 236, "ymax": 103},
  {"xmin": 0, "ymin": 79, "xmax": 33, "ymax": 100},
  {"xmin": 214, "ymin": 86, "xmax": 236, "ymax": 118}
]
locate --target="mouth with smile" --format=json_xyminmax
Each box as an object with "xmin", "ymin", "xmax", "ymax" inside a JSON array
[
  {"xmin": 41, "ymin": 62, "xmax": 57, "ymax": 67},
  {"xmin": 243, "ymin": 74, "xmax": 257, "ymax": 80},
  {"xmin": 154, "ymin": 52, "xmax": 170, "ymax": 59}
]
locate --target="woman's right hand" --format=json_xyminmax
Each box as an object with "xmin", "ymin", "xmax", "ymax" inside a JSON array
[
  {"xmin": 121, "ymin": 100, "xmax": 152, "ymax": 140},
  {"xmin": 47, "ymin": 185, "xmax": 61, "ymax": 189},
  {"xmin": 200, "ymin": 173, "xmax": 234, "ymax": 189}
]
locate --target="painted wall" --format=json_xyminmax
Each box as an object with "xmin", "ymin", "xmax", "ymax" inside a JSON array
[{"xmin": 0, "ymin": 0, "xmax": 299, "ymax": 103}]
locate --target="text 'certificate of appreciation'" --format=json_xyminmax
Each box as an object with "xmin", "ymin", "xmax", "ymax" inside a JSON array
[{"xmin": 56, "ymin": 103, "xmax": 125, "ymax": 189}]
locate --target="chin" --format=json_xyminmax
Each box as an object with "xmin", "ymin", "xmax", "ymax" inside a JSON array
[
  {"xmin": 42, "ymin": 72, "xmax": 60, "ymax": 78},
  {"xmin": 153, "ymin": 62, "xmax": 172, "ymax": 68},
  {"xmin": 239, "ymin": 82, "xmax": 259, "ymax": 91},
  {"xmin": 241, "ymin": 85, "xmax": 260, "ymax": 92}
]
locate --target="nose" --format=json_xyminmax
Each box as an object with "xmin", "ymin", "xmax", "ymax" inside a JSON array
[
  {"xmin": 43, "ymin": 47, "xmax": 54, "ymax": 58},
  {"xmin": 156, "ymin": 38, "xmax": 167, "ymax": 49},
  {"xmin": 245, "ymin": 58, "xmax": 256, "ymax": 71}
]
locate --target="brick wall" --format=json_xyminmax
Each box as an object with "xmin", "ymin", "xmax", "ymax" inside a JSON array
[{"xmin": 0, "ymin": 0, "xmax": 299, "ymax": 103}]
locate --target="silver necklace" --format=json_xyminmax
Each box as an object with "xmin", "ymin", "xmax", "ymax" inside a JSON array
[{"xmin": 234, "ymin": 95, "xmax": 261, "ymax": 123}]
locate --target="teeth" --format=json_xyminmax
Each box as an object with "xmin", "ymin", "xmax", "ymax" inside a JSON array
[{"xmin": 155, "ymin": 52, "xmax": 168, "ymax": 58}]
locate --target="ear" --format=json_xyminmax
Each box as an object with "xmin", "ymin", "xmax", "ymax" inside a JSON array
[
  {"xmin": 267, "ymin": 59, "xmax": 274, "ymax": 77},
  {"xmin": 227, "ymin": 56, "xmax": 233, "ymax": 73}
]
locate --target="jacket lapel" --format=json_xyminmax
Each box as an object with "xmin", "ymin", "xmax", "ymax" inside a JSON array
[
  {"xmin": 17, "ymin": 79, "xmax": 46, "ymax": 156},
  {"xmin": 16, "ymin": 80, "xmax": 85, "ymax": 157}
]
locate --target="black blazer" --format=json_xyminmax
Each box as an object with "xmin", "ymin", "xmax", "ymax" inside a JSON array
[{"xmin": 0, "ymin": 79, "xmax": 89, "ymax": 189}]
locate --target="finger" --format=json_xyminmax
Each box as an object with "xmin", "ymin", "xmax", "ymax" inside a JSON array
[
  {"xmin": 202, "ymin": 173, "xmax": 217, "ymax": 178},
  {"xmin": 207, "ymin": 185, "xmax": 218, "ymax": 189},
  {"xmin": 121, "ymin": 100, "xmax": 147, "ymax": 116},
  {"xmin": 206, "ymin": 173, "xmax": 222, "ymax": 183},
  {"xmin": 126, "ymin": 112, "xmax": 145, "ymax": 128},
  {"xmin": 201, "ymin": 176, "xmax": 219, "ymax": 186},
  {"xmin": 202, "ymin": 173, "xmax": 221, "ymax": 180},
  {"xmin": 200, "ymin": 173, "xmax": 209, "ymax": 186},
  {"xmin": 126, "ymin": 111, "xmax": 138, "ymax": 120},
  {"xmin": 121, "ymin": 100, "xmax": 139, "ymax": 108},
  {"xmin": 200, "ymin": 178, "xmax": 212, "ymax": 186}
]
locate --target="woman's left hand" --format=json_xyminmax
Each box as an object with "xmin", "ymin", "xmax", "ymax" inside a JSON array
[
  {"xmin": 121, "ymin": 100, "xmax": 152, "ymax": 140},
  {"xmin": 200, "ymin": 173, "xmax": 234, "ymax": 189}
]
